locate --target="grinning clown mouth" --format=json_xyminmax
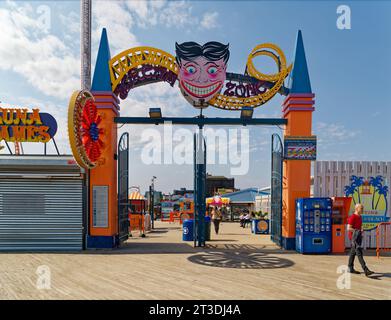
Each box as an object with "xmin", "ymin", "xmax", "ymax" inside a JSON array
[{"xmin": 181, "ymin": 80, "xmax": 223, "ymax": 99}]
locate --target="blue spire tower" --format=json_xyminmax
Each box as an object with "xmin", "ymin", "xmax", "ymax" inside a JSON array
[
  {"xmin": 281, "ymin": 30, "xmax": 315, "ymax": 250},
  {"xmin": 288, "ymin": 30, "xmax": 312, "ymax": 94},
  {"xmin": 91, "ymin": 28, "xmax": 112, "ymax": 92}
]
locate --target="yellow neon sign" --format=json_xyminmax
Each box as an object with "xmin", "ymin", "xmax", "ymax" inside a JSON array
[{"xmin": 0, "ymin": 108, "xmax": 55, "ymax": 143}]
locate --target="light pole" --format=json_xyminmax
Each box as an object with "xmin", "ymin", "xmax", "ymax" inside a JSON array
[{"xmin": 150, "ymin": 176, "xmax": 157, "ymax": 228}]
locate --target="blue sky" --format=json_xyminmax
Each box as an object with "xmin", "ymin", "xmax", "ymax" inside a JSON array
[{"xmin": 0, "ymin": 0, "xmax": 390, "ymax": 193}]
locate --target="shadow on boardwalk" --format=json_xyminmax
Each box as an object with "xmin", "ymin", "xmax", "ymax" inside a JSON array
[
  {"xmin": 109, "ymin": 240, "xmax": 296, "ymax": 269},
  {"xmin": 187, "ymin": 251, "xmax": 294, "ymax": 269}
]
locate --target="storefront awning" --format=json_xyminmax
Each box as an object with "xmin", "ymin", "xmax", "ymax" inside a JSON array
[
  {"xmin": 129, "ymin": 191, "xmax": 146, "ymax": 200},
  {"xmin": 206, "ymin": 196, "xmax": 230, "ymax": 206}
]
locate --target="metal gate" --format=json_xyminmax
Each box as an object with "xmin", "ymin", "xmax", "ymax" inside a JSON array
[
  {"xmin": 271, "ymin": 133, "xmax": 283, "ymax": 247},
  {"xmin": 118, "ymin": 132, "xmax": 129, "ymax": 244},
  {"xmin": 193, "ymin": 130, "xmax": 206, "ymax": 247},
  {"xmin": 0, "ymin": 155, "xmax": 84, "ymax": 251}
]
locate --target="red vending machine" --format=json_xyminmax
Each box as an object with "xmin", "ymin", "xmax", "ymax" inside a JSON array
[{"xmin": 331, "ymin": 197, "xmax": 352, "ymax": 253}]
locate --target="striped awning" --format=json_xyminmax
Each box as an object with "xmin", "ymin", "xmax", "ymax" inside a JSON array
[{"xmin": 129, "ymin": 191, "xmax": 146, "ymax": 200}]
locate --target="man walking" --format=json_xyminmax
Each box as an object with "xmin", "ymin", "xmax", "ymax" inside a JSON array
[
  {"xmin": 211, "ymin": 207, "xmax": 222, "ymax": 234},
  {"xmin": 347, "ymin": 203, "xmax": 374, "ymax": 277}
]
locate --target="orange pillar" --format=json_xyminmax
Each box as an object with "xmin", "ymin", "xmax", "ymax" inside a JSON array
[
  {"xmin": 86, "ymin": 28, "xmax": 121, "ymax": 248},
  {"xmin": 281, "ymin": 94, "xmax": 315, "ymax": 249},
  {"xmin": 87, "ymin": 91, "xmax": 120, "ymax": 248},
  {"xmin": 280, "ymin": 30, "xmax": 314, "ymax": 249}
]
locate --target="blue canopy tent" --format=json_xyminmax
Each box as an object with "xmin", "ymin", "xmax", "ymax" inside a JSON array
[{"xmin": 223, "ymin": 188, "xmax": 270, "ymax": 221}]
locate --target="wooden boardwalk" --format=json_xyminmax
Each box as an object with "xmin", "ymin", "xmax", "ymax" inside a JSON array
[{"xmin": 0, "ymin": 221, "xmax": 390, "ymax": 300}]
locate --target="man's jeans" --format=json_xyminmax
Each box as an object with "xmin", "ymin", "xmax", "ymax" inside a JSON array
[{"xmin": 348, "ymin": 230, "xmax": 367, "ymax": 271}]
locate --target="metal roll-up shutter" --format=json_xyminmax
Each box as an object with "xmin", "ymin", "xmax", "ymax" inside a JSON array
[{"xmin": 0, "ymin": 178, "xmax": 83, "ymax": 251}]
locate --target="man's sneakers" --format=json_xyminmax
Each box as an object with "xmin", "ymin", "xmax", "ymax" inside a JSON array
[
  {"xmin": 348, "ymin": 268, "xmax": 360, "ymax": 274},
  {"xmin": 364, "ymin": 268, "xmax": 374, "ymax": 277},
  {"xmin": 348, "ymin": 268, "xmax": 374, "ymax": 277},
  {"xmin": 348, "ymin": 267, "xmax": 375, "ymax": 277}
]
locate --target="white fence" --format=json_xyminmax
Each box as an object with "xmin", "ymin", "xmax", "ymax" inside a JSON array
[{"xmin": 313, "ymin": 161, "xmax": 391, "ymax": 249}]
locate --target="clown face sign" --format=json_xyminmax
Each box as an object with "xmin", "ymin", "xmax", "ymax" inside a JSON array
[
  {"xmin": 175, "ymin": 41, "xmax": 230, "ymax": 108},
  {"xmin": 109, "ymin": 38, "xmax": 290, "ymax": 111}
]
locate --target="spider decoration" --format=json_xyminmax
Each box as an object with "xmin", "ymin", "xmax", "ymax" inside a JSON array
[{"xmin": 68, "ymin": 90, "xmax": 105, "ymax": 169}]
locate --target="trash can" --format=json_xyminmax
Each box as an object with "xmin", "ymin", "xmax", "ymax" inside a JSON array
[
  {"xmin": 182, "ymin": 219, "xmax": 194, "ymax": 241},
  {"xmin": 252, "ymin": 219, "xmax": 270, "ymax": 234},
  {"xmin": 204, "ymin": 216, "xmax": 211, "ymax": 241}
]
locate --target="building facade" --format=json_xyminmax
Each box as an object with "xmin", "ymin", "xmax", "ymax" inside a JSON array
[
  {"xmin": 206, "ymin": 174, "xmax": 235, "ymax": 197},
  {"xmin": 314, "ymin": 161, "xmax": 391, "ymax": 248}
]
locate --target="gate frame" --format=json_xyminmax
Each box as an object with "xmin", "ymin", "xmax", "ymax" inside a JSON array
[
  {"xmin": 83, "ymin": 29, "xmax": 314, "ymax": 250},
  {"xmin": 117, "ymin": 132, "xmax": 130, "ymax": 244},
  {"xmin": 271, "ymin": 133, "xmax": 283, "ymax": 247},
  {"xmin": 193, "ymin": 129, "xmax": 207, "ymax": 247}
]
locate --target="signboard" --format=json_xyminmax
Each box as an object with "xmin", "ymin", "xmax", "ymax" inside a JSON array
[
  {"xmin": 284, "ymin": 136, "xmax": 317, "ymax": 160},
  {"xmin": 344, "ymin": 175, "xmax": 389, "ymax": 231},
  {"xmin": 115, "ymin": 64, "xmax": 177, "ymax": 100},
  {"xmin": 109, "ymin": 42, "xmax": 291, "ymax": 111},
  {"xmin": 0, "ymin": 108, "xmax": 57, "ymax": 143},
  {"xmin": 92, "ymin": 186, "xmax": 108, "ymax": 228}
]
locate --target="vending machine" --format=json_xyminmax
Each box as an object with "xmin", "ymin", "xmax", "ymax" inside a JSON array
[
  {"xmin": 331, "ymin": 197, "xmax": 352, "ymax": 253},
  {"xmin": 296, "ymin": 198, "xmax": 332, "ymax": 254}
]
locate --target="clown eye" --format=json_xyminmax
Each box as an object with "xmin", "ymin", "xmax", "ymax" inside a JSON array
[
  {"xmin": 185, "ymin": 66, "xmax": 196, "ymax": 74},
  {"xmin": 208, "ymin": 66, "xmax": 218, "ymax": 74}
]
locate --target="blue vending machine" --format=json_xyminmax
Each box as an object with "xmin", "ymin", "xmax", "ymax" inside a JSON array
[{"xmin": 296, "ymin": 198, "xmax": 332, "ymax": 254}]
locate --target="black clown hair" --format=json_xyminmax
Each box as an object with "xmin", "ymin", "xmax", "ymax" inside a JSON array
[{"xmin": 175, "ymin": 41, "xmax": 230, "ymax": 66}]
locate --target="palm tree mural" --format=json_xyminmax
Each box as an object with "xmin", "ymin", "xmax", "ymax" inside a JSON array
[
  {"xmin": 370, "ymin": 175, "xmax": 384, "ymax": 209},
  {"xmin": 350, "ymin": 175, "xmax": 364, "ymax": 203},
  {"xmin": 344, "ymin": 184, "xmax": 357, "ymax": 204},
  {"xmin": 375, "ymin": 185, "xmax": 388, "ymax": 210}
]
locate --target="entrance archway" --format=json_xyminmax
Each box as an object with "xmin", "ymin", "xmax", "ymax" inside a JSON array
[{"xmin": 67, "ymin": 28, "xmax": 316, "ymax": 250}]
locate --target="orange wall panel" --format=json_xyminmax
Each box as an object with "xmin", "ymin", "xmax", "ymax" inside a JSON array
[
  {"xmin": 282, "ymin": 160, "xmax": 311, "ymax": 238},
  {"xmin": 284, "ymin": 111, "xmax": 312, "ymax": 136}
]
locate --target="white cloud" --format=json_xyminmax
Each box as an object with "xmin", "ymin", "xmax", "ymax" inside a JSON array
[
  {"xmin": 315, "ymin": 122, "xmax": 359, "ymax": 143},
  {"xmin": 200, "ymin": 11, "xmax": 219, "ymax": 30},
  {"xmin": 92, "ymin": 1, "xmax": 209, "ymax": 53},
  {"xmin": 92, "ymin": 1, "xmax": 139, "ymax": 53},
  {"xmin": 0, "ymin": 0, "xmax": 221, "ymax": 158},
  {"xmin": 0, "ymin": 2, "xmax": 80, "ymax": 100},
  {"xmin": 314, "ymin": 121, "xmax": 361, "ymax": 160},
  {"xmin": 119, "ymin": 82, "xmax": 187, "ymax": 118},
  {"xmin": 0, "ymin": 0, "xmax": 221, "ymax": 101},
  {"xmin": 159, "ymin": 0, "xmax": 197, "ymax": 28},
  {"xmin": 59, "ymin": 11, "xmax": 79, "ymax": 34},
  {"xmin": 124, "ymin": 0, "xmax": 150, "ymax": 26}
]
